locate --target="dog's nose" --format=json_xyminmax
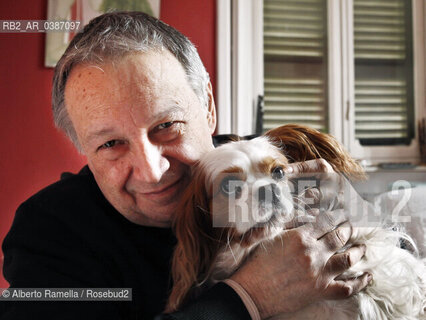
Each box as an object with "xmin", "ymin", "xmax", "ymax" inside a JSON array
[{"xmin": 258, "ymin": 183, "xmax": 281, "ymax": 205}]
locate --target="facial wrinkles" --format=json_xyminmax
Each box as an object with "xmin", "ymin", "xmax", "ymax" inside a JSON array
[
  {"xmin": 91, "ymin": 66, "xmax": 123, "ymax": 108},
  {"xmin": 126, "ymin": 52, "xmax": 178, "ymax": 128},
  {"xmin": 123, "ymin": 53, "xmax": 213, "ymax": 166},
  {"xmin": 106, "ymin": 59, "xmax": 164, "ymax": 176},
  {"xmin": 67, "ymin": 66, "xmax": 110, "ymax": 150}
]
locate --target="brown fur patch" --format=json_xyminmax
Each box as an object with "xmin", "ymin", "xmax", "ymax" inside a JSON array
[
  {"xmin": 265, "ymin": 124, "xmax": 365, "ymax": 180},
  {"xmin": 256, "ymin": 157, "xmax": 289, "ymax": 177}
]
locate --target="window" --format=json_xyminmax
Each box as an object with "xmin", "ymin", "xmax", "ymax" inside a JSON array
[
  {"xmin": 217, "ymin": 0, "xmax": 425, "ymax": 163},
  {"xmin": 263, "ymin": 0, "xmax": 328, "ymax": 132},
  {"xmin": 353, "ymin": 0, "xmax": 414, "ymax": 146}
]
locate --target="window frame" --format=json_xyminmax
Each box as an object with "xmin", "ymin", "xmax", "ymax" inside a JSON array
[
  {"xmin": 217, "ymin": 0, "xmax": 263, "ymax": 136},
  {"xmin": 217, "ymin": 0, "xmax": 426, "ymax": 163},
  {"xmin": 343, "ymin": 0, "xmax": 426, "ymax": 163}
]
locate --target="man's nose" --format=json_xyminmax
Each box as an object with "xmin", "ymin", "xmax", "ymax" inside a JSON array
[{"xmin": 132, "ymin": 137, "xmax": 169, "ymax": 183}]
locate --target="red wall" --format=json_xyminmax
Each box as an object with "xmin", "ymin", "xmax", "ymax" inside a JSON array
[{"xmin": 0, "ymin": 0, "xmax": 216, "ymax": 288}]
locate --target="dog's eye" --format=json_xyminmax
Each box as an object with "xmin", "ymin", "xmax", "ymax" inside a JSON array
[
  {"xmin": 271, "ymin": 166, "xmax": 285, "ymax": 181},
  {"xmin": 220, "ymin": 176, "xmax": 243, "ymax": 199}
]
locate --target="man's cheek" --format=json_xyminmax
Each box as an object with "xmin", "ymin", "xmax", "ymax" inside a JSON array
[
  {"xmin": 89, "ymin": 159, "xmax": 126, "ymax": 185},
  {"xmin": 173, "ymin": 141, "xmax": 206, "ymax": 164},
  {"xmin": 104, "ymin": 162, "xmax": 130, "ymax": 186}
]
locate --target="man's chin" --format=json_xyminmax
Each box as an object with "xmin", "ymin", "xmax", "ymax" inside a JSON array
[
  {"xmin": 121, "ymin": 209, "xmax": 173, "ymax": 227},
  {"xmin": 127, "ymin": 203, "xmax": 178, "ymax": 227}
]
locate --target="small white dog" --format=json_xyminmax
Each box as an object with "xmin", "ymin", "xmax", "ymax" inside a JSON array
[{"xmin": 166, "ymin": 125, "xmax": 426, "ymax": 319}]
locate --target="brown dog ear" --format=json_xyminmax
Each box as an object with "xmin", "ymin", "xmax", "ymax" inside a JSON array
[
  {"xmin": 165, "ymin": 166, "xmax": 221, "ymax": 313},
  {"xmin": 264, "ymin": 124, "xmax": 365, "ymax": 180}
]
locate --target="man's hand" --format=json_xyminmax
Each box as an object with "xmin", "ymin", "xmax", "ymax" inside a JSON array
[
  {"xmin": 288, "ymin": 159, "xmax": 378, "ymax": 229},
  {"xmin": 230, "ymin": 159, "xmax": 372, "ymax": 318},
  {"xmin": 288, "ymin": 158, "xmax": 345, "ymax": 213}
]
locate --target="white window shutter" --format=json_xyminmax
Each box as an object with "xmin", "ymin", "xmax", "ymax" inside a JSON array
[
  {"xmin": 353, "ymin": 0, "xmax": 414, "ymax": 144},
  {"xmin": 263, "ymin": 0, "xmax": 328, "ymax": 132}
]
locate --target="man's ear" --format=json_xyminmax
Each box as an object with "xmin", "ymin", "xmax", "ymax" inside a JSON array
[{"xmin": 206, "ymin": 81, "xmax": 216, "ymax": 134}]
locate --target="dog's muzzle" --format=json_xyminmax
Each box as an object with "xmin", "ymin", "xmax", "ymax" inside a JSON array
[{"xmin": 258, "ymin": 183, "xmax": 281, "ymax": 205}]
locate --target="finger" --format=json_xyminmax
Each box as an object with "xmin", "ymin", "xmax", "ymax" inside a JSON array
[
  {"xmin": 307, "ymin": 208, "xmax": 320, "ymax": 216},
  {"xmin": 315, "ymin": 173, "xmax": 345, "ymax": 210},
  {"xmin": 286, "ymin": 159, "xmax": 334, "ymax": 177},
  {"xmin": 302, "ymin": 209, "xmax": 347, "ymax": 239},
  {"xmin": 330, "ymin": 191, "xmax": 345, "ymax": 211},
  {"xmin": 326, "ymin": 272, "xmax": 373, "ymax": 300},
  {"xmin": 325, "ymin": 245, "xmax": 367, "ymax": 276},
  {"xmin": 317, "ymin": 189, "xmax": 346, "ymax": 212},
  {"xmin": 293, "ymin": 187, "xmax": 320, "ymax": 214},
  {"xmin": 300, "ymin": 187, "xmax": 321, "ymax": 208},
  {"xmin": 283, "ymin": 216, "xmax": 313, "ymax": 229},
  {"xmin": 287, "ymin": 209, "xmax": 317, "ymax": 228},
  {"xmin": 299, "ymin": 187, "xmax": 344, "ymax": 211},
  {"xmin": 303, "ymin": 187, "xmax": 321, "ymax": 200},
  {"xmin": 319, "ymin": 221, "xmax": 352, "ymax": 252},
  {"xmin": 293, "ymin": 172, "xmax": 346, "ymax": 211}
]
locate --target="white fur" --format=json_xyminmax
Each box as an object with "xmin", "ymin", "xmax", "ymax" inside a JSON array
[
  {"xmin": 200, "ymin": 138, "xmax": 426, "ymax": 320},
  {"xmin": 201, "ymin": 137, "xmax": 293, "ymax": 233}
]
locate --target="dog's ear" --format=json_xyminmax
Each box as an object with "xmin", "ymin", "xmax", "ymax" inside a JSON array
[
  {"xmin": 165, "ymin": 165, "xmax": 221, "ymax": 313},
  {"xmin": 265, "ymin": 124, "xmax": 365, "ymax": 180}
]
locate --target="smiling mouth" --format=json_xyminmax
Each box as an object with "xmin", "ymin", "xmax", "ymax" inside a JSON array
[{"xmin": 143, "ymin": 178, "xmax": 182, "ymax": 195}]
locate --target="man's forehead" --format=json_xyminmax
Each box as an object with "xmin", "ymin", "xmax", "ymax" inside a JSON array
[
  {"xmin": 65, "ymin": 51, "xmax": 190, "ymax": 112},
  {"xmin": 66, "ymin": 50, "xmax": 181, "ymax": 86},
  {"xmin": 65, "ymin": 64, "xmax": 104, "ymax": 92},
  {"xmin": 64, "ymin": 64, "xmax": 114, "ymax": 116},
  {"xmin": 63, "ymin": 51, "xmax": 201, "ymax": 144}
]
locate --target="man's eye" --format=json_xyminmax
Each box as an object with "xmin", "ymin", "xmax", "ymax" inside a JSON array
[
  {"xmin": 99, "ymin": 140, "xmax": 120, "ymax": 150},
  {"xmin": 150, "ymin": 121, "xmax": 184, "ymax": 142},
  {"xmin": 157, "ymin": 122, "xmax": 174, "ymax": 130}
]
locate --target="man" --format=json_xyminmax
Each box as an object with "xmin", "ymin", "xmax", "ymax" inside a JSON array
[{"xmin": 1, "ymin": 12, "xmax": 370, "ymax": 319}]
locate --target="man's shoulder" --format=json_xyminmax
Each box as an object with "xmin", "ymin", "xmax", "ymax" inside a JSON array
[
  {"xmin": 17, "ymin": 165, "xmax": 109, "ymax": 223},
  {"xmin": 6, "ymin": 166, "xmax": 125, "ymax": 252},
  {"xmin": 26, "ymin": 165, "xmax": 97, "ymax": 205}
]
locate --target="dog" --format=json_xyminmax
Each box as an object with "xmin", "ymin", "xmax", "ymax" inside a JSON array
[{"xmin": 166, "ymin": 124, "xmax": 426, "ymax": 319}]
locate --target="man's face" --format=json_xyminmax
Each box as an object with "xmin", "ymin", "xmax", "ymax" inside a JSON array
[{"xmin": 64, "ymin": 50, "xmax": 216, "ymax": 227}]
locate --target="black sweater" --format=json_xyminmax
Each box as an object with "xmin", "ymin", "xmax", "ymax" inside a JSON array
[{"xmin": 1, "ymin": 166, "xmax": 250, "ymax": 320}]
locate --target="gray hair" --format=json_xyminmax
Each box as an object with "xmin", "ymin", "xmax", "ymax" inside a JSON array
[{"xmin": 52, "ymin": 11, "xmax": 210, "ymax": 151}]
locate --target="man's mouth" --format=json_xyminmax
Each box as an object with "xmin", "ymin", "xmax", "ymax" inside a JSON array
[
  {"xmin": 147, "ymin": 180, "xmax": 180, "ymax": 194},
  {"xmin": 137, "ymin": 178, "xmax": 183, "ymax": 201}
]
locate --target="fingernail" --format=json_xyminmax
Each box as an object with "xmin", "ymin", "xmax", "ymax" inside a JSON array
[{"xmin": 286, "ymin": 166, "xmax": 294, "ymax": 173}]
